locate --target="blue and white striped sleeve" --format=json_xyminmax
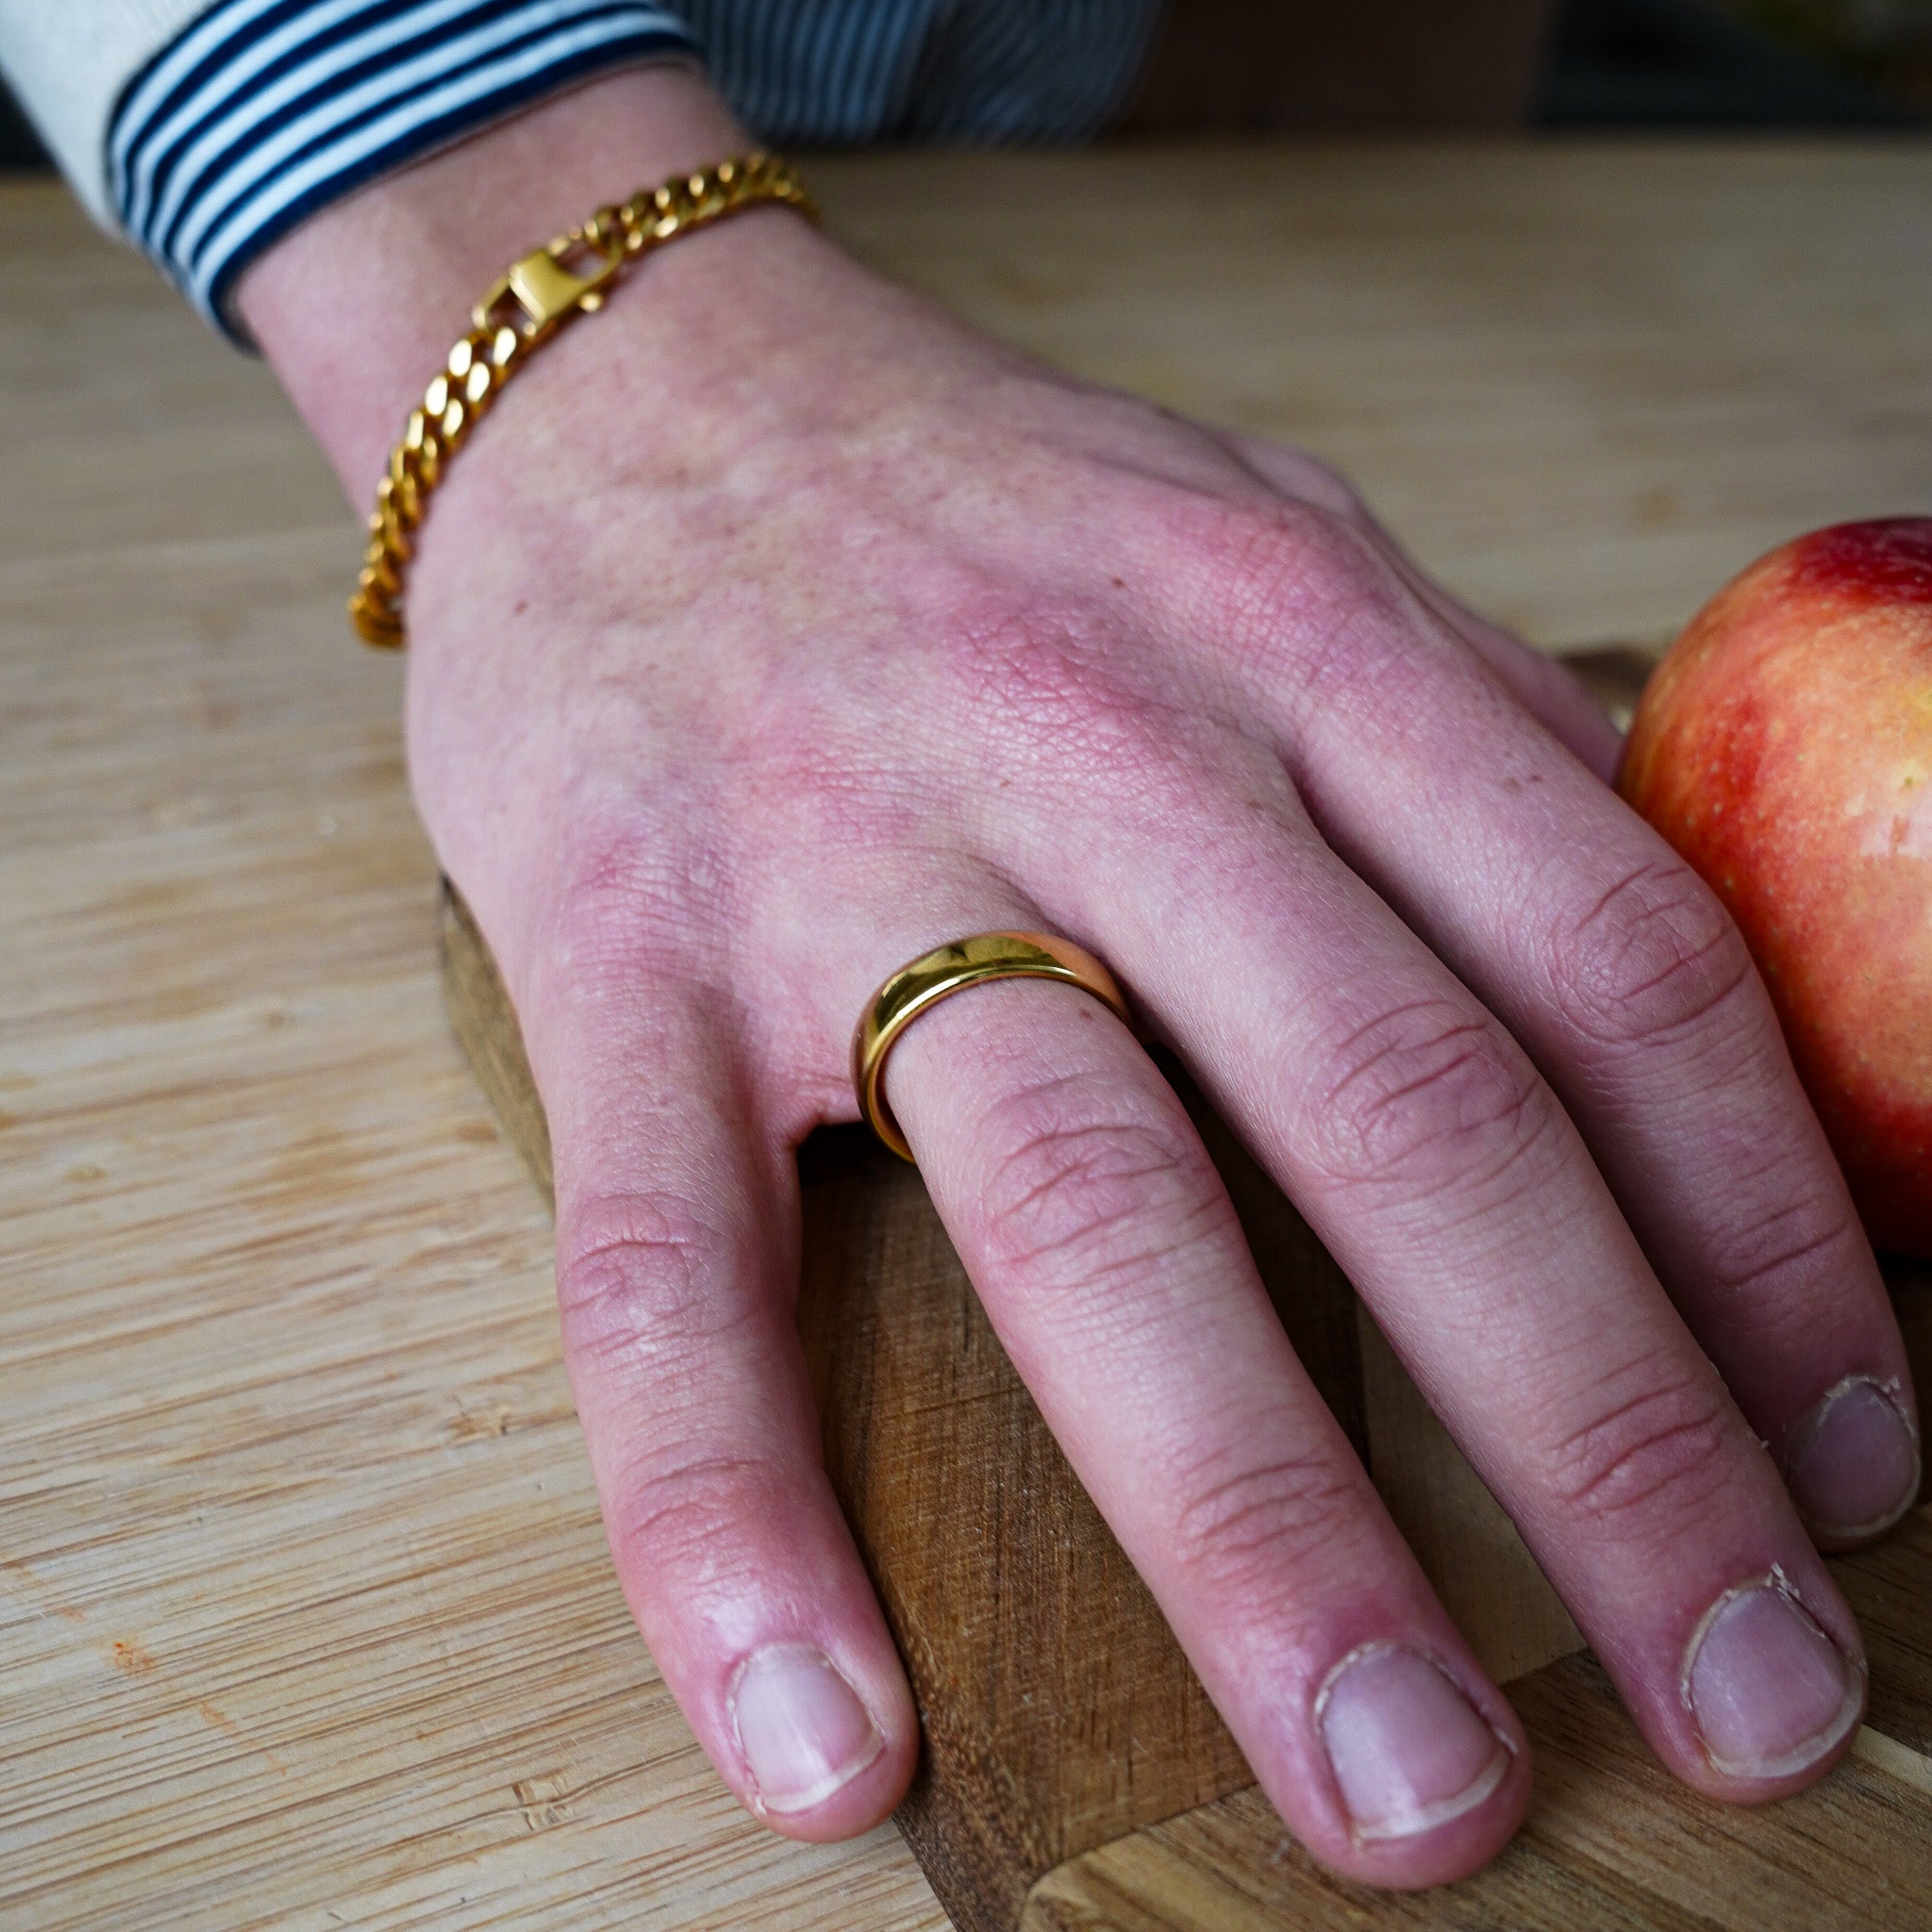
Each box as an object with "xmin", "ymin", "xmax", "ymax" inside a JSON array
[
  {"xmin": 0, "ymin": 0, "xmax": 699, "ymax": 332},
  {"xmin": 113, "ymin": 1, "xmax": 699, "ymax": 329},
  {"xmin": 0, "ymin": 1, "xmax": 1161, "ymax": 338}
]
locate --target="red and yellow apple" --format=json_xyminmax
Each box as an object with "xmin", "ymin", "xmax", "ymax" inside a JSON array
[{"xmin": 1619, "ymin": 518, "xmax": 1932, "ymax": 1257}]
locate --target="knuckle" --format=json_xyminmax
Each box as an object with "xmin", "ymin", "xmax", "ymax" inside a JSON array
[
  {"xmin": 977, "ymin": 1074, "xmax": 1227, "ymax": 1291},
  {"xmin": 1709, "ymin": 1189, "xmax": 1866, "ymax": 1309},
  {"xmin": 947, "ymin": 599, "xmax": 1180, "ymax": 778},
  {"xmin": 607, "ymin": 1448, "xmax": 786, "ymax": 1596},
  {"xmin": 1546, "ymin": 858, "xmax": 1755, "ymax": 1050},
  {"xmin": 1543, "ymin": 1364, "xmax": 1738, "ymax": 1532},
  {"xmin": 1211, "ymin": 501, "xmax": 1387, "ymax": 641},
  {"xmin": 556, "ymin": 1191, "xmax": 745, "ymax": 1370},
  {"xmin": 951, "ymin": 598, "xmax": 1116, "ymax": 716},
  {"xmin": 1303, "ymin": 998, "xmax": 1555, "ymax": 1199},
  {"xmin": 1273, "ymin": 451, "xmax": 1371, "ymax": 522},
  {"xmin": 540, "ymin": 800, "xmax": 721, "ymax": 984},
  {"xmin": 1168, "ymin": 1445, "xmax": 1365, "ymax": 1595},
  {"xmin": 1194, "ymin": 502, "xmax": 1415, "ymax": 703}
]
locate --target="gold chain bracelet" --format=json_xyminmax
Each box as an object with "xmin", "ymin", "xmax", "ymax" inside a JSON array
[{"xmin": 348, "ymin": 151, "xmax": 817, "ymax": 648}]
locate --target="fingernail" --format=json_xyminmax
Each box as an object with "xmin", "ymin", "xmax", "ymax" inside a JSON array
[
  {"xmin": 1684, "ymin": 1574, "xmax": 1864, "ymax": 1779},
  {"xmin": 1785, "ymin": 1376, "xmax": 1920, "ymax": 1541},
  {"xmin": 1317, "ymin": 1642, "xmax": 1511, "ymax": 1841},
  {"xmin": 730, "ymin": 1645, "xmax": 884, "ymax": 1815}
]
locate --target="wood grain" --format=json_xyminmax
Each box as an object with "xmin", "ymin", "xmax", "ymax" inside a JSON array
[{"xmin": 6, "ymin": 138, "xmax": 1932, "ymax": 1927}]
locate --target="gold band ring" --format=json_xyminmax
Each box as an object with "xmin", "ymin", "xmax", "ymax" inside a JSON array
[{"xmin": 852, "ymin": 932, "xmax": 1131, "ymax": 1161}]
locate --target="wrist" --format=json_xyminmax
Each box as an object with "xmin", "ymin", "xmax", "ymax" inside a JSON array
[{"xmin": 239, "ymin": 64, "xmax": 751, "ymax": 502}]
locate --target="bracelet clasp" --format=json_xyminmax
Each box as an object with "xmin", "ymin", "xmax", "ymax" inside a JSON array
[
  {"xmin": 354, "ymin": 153, "xmax": 813, "ymax": 650},
  {"xmin": 474, "ymin": 229, "xmax": 626, "ymax": 338}
]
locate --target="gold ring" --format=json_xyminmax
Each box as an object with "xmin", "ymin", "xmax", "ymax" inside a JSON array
[{"xmin": 852, "ymin": 932, "xmax": 1131, "ymax": 1161}]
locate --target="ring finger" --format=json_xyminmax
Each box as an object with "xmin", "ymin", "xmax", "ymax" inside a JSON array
[{"xmin": 872, "ymin": 962, "xmax": 1530, "ymax": 1886}]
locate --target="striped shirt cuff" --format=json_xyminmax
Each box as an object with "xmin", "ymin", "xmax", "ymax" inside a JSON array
[{"xmin": 108, "ymin": 0, "xmax": 699, "ymax": 337}]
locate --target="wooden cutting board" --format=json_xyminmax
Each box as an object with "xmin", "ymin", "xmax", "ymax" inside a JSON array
[{"xmin": 438, "ymin": 645, "xmax": 1932, "ymax": 1932}]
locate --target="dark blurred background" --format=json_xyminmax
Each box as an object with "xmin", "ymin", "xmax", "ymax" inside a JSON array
[
  {"xmin": 1546, "ymin": 0, "xmax": 1928, "ymax": 123},
  {"xmin": 2, "ymin": 0, "xmax": 1925, "ymax": 173}
]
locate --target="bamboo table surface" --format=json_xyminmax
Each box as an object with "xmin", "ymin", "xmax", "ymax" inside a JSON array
[{"xmin": 4, "ymin": 140, "xmax": 1930, "ymax": 1930}]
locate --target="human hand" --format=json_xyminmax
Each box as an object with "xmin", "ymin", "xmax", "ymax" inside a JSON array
[{"xmin": 247, "ymin": 72, "xmax": 1919, "ymax": 1889}]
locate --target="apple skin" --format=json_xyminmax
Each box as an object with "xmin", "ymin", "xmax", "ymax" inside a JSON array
[{"xmin": 1619, "ymin": 518, "xmax": 1932, "ymax": 1258}]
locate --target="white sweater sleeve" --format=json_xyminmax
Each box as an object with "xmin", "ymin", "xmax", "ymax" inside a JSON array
[
  {"xmin": 0, "ymin": 0, "xmax": 698, "ymax": 331},
  {"xmin": 0, "ymin": 1, "xmax": 212, "ymax": 225}
]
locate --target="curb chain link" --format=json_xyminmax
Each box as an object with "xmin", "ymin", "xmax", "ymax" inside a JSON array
[{"xmin": 349, "ymin": 152, "xmax": 816, "ymax": 648}]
